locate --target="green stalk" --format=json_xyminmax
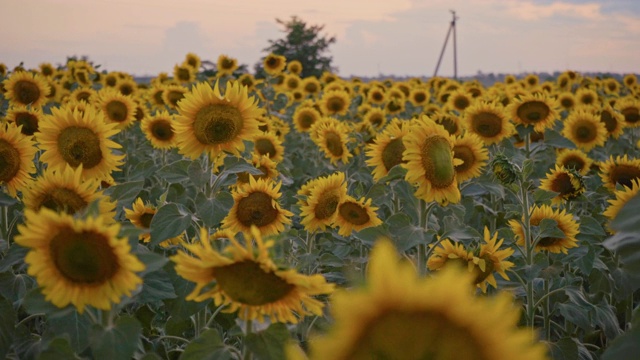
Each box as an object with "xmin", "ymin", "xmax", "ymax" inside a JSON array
[{"xmin": 243, "ymin": 318, "xmax": 253, "ymax": 360}]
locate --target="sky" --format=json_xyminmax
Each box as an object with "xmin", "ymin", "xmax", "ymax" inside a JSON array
[{"xmin": 1, "ymin": 0, "xmax": 639, "ymax": 78}]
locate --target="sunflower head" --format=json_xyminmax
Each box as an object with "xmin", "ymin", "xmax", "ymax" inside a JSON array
[
  {"xmin": 3, "ymin": 71, "xmax": 50, "ymax": 107},
  {"xmin": 507, "ymin": 93, "xmax": 559, "ymax": 132},
  {"xmin": 0, "ymin": 122, "xmax": 38, "ymax": 197},
  {"xmin": 539, "ymin": 165, "xmax": 585, "ymax": 204},
  {"xmin": 490, "ymin": 154, "xmax": 518, "ymax": 185},
  {"xmin": 263, "ymin": 54, "xmax": 287, "ymax": 76}
]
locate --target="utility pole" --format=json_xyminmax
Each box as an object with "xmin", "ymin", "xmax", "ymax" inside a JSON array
[{"xmin": 433, "ymin": 10, "xmax": 459, "ymax": 79}]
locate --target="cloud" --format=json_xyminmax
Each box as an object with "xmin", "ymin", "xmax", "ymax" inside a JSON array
[{"xmin": 504, "ymin": 1, "xmax": 603, "ymax": 21}]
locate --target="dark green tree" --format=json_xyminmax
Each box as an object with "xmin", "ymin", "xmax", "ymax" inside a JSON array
[{"xmin": 256, "ymin": 16, "xmax": 337, "ymax": 78}]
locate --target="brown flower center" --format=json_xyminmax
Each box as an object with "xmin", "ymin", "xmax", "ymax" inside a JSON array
[
  {"xmin": 193, "ymin": 104, "xmax": 243, "ymax": 145},
  {"xmin": 213, "ymin": 260, "xmax": 293, "ymax": 305},
  {"xmin": 338, "ymin": 201, "xmax": 370, "ymax": 226},
  {"xmin": 151, "ymin": 120, "xmax": 174, "ymax": 141},
  {"xmin": 236, "ymin": 191, "xmax": 279, "ymax": 227},
  {"xmin": 315, "ymin": 193, "xmax": 340, "ymax": 220},
  {"xmin": 14, "ymin": 80, "xmax": 41, "ymax": 105},
  {"xmin": 516, "ymin": 100, "xmax": 550, "ymax": 124},
  {"xmin": 14, "ymin": 112, "xmax": 40, "ymax": 135},
  {"xmin": 39, "ymin": 188, "xmax": 88, "ymax": 214},
  {"xmin": 105, "ymin": 100, "xmax": 129, "ymax": 122},
  {"xmin": 57, "ymin": 126, "xmax": 103, "ymax": 169},
  {"xmin": 471, "ymin": 111, "xmax": 502, "ymax": 138},
  {"xmin": 255, "ymin": 138, "xmax": 277, "ymax": 158},
  {"xmin": 324, "ymin": 131, "xmax": 344, "ymax": 157},
  {"xmin": 381, "ymin": 138, "xmax": 406, "ymax": 171},
  {"xmin": 609, "ymin": 164, "xmax": 640, "ymax": 188},
  {"xmin": 0, "ymin": 139, "xmax": 22, "ymax": 183}
]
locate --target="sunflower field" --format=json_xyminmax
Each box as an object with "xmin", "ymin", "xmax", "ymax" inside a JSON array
[{"xmin": 0, "ymin": 55, "xmax": 639, "ymax": 360}]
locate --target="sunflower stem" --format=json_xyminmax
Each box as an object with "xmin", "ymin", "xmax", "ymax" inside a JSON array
[
  {"xmin": 1, "ymin": 204, "xmax": 9, "ymax": 247},
  {"xmin": 543, "ymin": 276, "xmax": 551, "ymax": 341},
  {"xmin": 519, "ymin": 134, "xmax": 536, "ymax": 332},
  {"xmin": 417, "ymin": 200, "xmax": 434, "ymax": 276},
  {"xmin": 100, "ymin": 308, "xmax": 113, "ymax": 328},
  {"xmin": 243, "ymin": 318, "xmax": 253, "ymax": 360}
]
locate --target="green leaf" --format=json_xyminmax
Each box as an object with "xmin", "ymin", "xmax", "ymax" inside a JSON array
[
  {"xmin": 137, "ymin": 252, "xmax": 169, "ymax": 275},
  {"xmin": 376, "ymin": 165, "xmax": 407, "ymax": 183},
  {"xmin": 128, "ymin": 160, "xmax": 159, "ymax": 181},
  {"xmin": 149, "ymin": 203, "xmax": 192, "ymax": 247},
  {"xmin": 544, "ymin": 128, "xmax": 577, "ymax": 149},
  {"xmin": 602, "ymin": 326, "xmax": 640, "ymax": 360},
  {"xmin": 245, "ymin": 323, "xmax": 290, "ymax": 360},
  {"xmin": 578, "ymin": 216, "xmax": 606, "ymax": 236},
  {"xmin": 0, "ymin": 296, "xmax": 17, "ymax": 360},
  {"xmin": 104, "ymin": 180, "xmax": 144, "ymax": 205},
  {"xmin": 22, "ymin": 287, "xmax": 74, "ymax": 318},
  {"xmin": 89, "ymin": 316, "xmax": 142, "ymax": 360},
  {"xmin": 610, "ymin": 193, "xmax": 640, "ymax": 232},
  {"xmin": 0, "ymin": 244, "xmax": 27, "ymax": 272},
  {"xmin": 535, "ymin": 218, "xmax": 566, "ymax": 241},
  {"xmin": 194, "ymin": 191, "xmax": 232, "ymax": 228},
  {"xmin": 180, "ymin": 328, "xmax": 234, "ymax": 360},
  {"xmin": 533, "ymin": 189, "xmax": 558, "ymax": 203},
  {"xmin": 163, "ymin": 265, "xmax": 210, "ymax": 320},
  {"xmin": 440, "ymin": 215, "xmax": 482, "ymax": 242},
  {"xmin": 386, "ymin": 213, "xmax": 427, "ymax": 252},
  {"xmin": 37, "ymin": 337, "xmax": 78, "ymax": 360},
  {"xmin": 223, "ymin": 156, "xmax": 264, "ymax": 175},
  {"xmin": 46, "ymin": 311, "xmax": 92, "ymax": 353},
  {"xmin": 549, "ymin": 337, "xmax": 579, "ymax": 360},
  {"xmin": 188, "ymin": 161, "xmax": 211, "ymax": 188},
  {"xmin": 0, "ymin": 191, "xmax": 19, "ymax": 206},
  {"xmin": 137, "ymin": 270, "xmax": 177, "ymax": 303},
  {"xmin": 352, "ymin": 226, "xmax": 390, "ymax": 247},
  {"xmin": 157, "ymin": 159, "xmax": 193, "ymax": 183}
]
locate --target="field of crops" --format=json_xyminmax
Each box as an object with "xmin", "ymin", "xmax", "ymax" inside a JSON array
[{"xmin": 0, "ymin": 54, "xmax": 639, "ymax": 359}]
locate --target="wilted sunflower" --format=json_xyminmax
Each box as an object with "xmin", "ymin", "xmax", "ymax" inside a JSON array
[
  {"xmin": 615, "ymin": 96, "xmax": 640, "ymax": 128},
  {"xmin": 263, "ymin": 54, "xmax": 287, "ymax": 76},
  {"xmin": 5, "ymin": 105, "xmax": 44, "ymax": 136},
  {"xmin": 452, "ymin": 132, "xmax": 489, "ymax": 183},
  {"xmin": 463, "ymin": 101, "xmax": 514, "ymax": 145},
  {"xmin": 3, "ymin": 71, "xmax": 50, "ymax": 107},
  {"xmin": 333, "ymin": 196, "xmax": 382, "ymax": 236},
  {"xmin": 598, "ymin": 104, "xmax": 625, "ymax": 138},
  {"xmin": 539, "ymin": 165, "xmax": 585, "ymax": 204},
  {"xmin": 124, "ymin": 198, "xmax": 181, "ymax": 247},
  {"xmin": 175, "ymin": 80, "xmax": 262, "ymax": 159},
  {"xmin": 22, "ymin": 165, "xmax": 115, "ymax": 218},
  {"xmin": 253, "ymin": 131, "xmax": 285, "ymax": 163},
  {"xmin": 173, "ymin": 64, "xmax": 196, "ymax": 84},
  {"xmin": 141, "ymin": 111, "xmax": 176, "ymax": 149},
  {"xmin": 320, "ymin": 90, "xmax": 351, "ymax": 116},
  {"xmin": 37, "ymin": 106, "xmax": 124, "ymax": 183},
  {"xmin": 561, "ymin": 108, "xmax": 607, "ymax": 151},
  {"xmin": 555, "ymin": 148, "xmax": 592, "ymax": 176},
  {"xmin": 306, "ymin": 239, "xmax": 547, "ymax": 360},
  {"xmin": 217, "ymin": 54, "xmax": 238, "ymax": 77},
  {"xmin": 603, "ymin": 179, "xmax": 640, "ymax": 233},
  {"xmin": 0, "ymin": 123, "xmax": 37, "ymax": 197},
  {"xmin": 299, "ymin": 172, "xmax": 348, "ymax": 232},
  {"xmin": 15, "ymin": 208, "xmax": 144, "ymax": 313},
  {"xmin": 509, "ymin": 205, "xmax": 579, "ymax": 254},
  {"xmin": 507, "ymin": 93, "xmax": 559, "ymax": 132},
  {"xmin": 402, "ymin": 118, "xmax": 461, "ymax": 205},
  {"xmin": 310, "ymin": 119, "xmax": 352, "ymax": 165},
  {"xmin": 162, "ymin": 84, "xmax": 188, "ymax": 110},
  {"xmin": 599, "ymin": 155, "xmax": 640, "ymax": 191},
  {"xmin": 96, "ymin": 88, "xmax": 137, "ymax": 129},
  {"xmin": 172, "ymin": 227, "xmax": 334, "ymax": 323},
  {"xmin": 365, "ymin": 119, "xmax": 409, "ymax": 182},
  {"xmin": 223, "ymin": 177, "xmax": 292, "ymax": 236}
]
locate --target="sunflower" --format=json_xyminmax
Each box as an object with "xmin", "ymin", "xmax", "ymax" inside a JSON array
[
  {"xmin": 283, "ymin": 74, "xmax": 301, "ymax": 92},
  {"xmin": 507, "ymin": 93, "xmax": 559, "ymax": 132},
  {"xmin": 301, "ymin": 76, "xmax": 321, "ymax": 96},
  {"xmin": 96, "ymin": 89, "xmax": 137, "ymax": 129},
  {"xmin": 509, "ymin": 205, "xmax": 579, "ymax": 254},
  {"xmin": 430, "ymin": 111, "xmax": 462, "ymax": 137},
  {"xmin": 446, "ymin": 88, "xmax": 474, "ymax": 112},
  {"xmin": 124, "ymin": 198, "xmax": 181, "ymax": 247},
  {"xmin": 452, "ymin": 132, "xmax": 489, "ymax": 183},
  {"xmin": 473, "ymin": 227, "xmax": 515, "ymax": 293},
  {"xmin": 3, "ymin": 71, "xmax": 50, "ymax": 107},
  {"xmin": 320, "ymin": 71, "xmax": 338, "ymax": 85},
  {"xmin": 236, "ymin": 154, "xmax": 279, "ymax": 185},
  {"xmin": 366, "ymin": 87, "xmax": 387, "ymax": 105},
  {"xmin": 217, "ymin": 54, "xmax": 238, "ymax": 77},
  {"xmin": 116, "ymin": 78, "xmax": 138, "ymax": 97},
  {"xmin": 362, "ymin": 107, "xmax": 387, "ymax": 131},
  {"xmin": 0, "ymin": 123, "xmax": 37, "ymax": 197},
  {"xmin": 427, "ymin": 238, "xmax": 472, "ymax": 272},
  {"xmin": 36, "ymin": 106, "xmax": 125, "ymax": 183},
  {"xmin": 22, "ymin": 165, "xmax": 115, "ymax": 219},
  {"xmin": 307, "ymin": 239, "xmax": 546, "ymax": 360},
  {"xmin": 238, "ymin": 73, "xmax": 262, "ymax": 93},
  {"xmin": 69, "ymin": 87, "xmax": 97, "ymax": 104},
  {"xmin": 561, "ymin": 108, "xmax": 607, "ymax": 151},
  {"xmin": 463, "ymin": 101, "xmax": 514, "ymax": 145},
  {"xmin": 223, "ymin": 177, "xmax": 292, "ymax": 236},
  {"xmin": 263, "ymin": 54, "xmax": 287, "ymax": 76},
  {"xmin": 623, "ymin": 74, "xmax": 637, "ymax": 88},
  {"xmin": 539, "ymin": 165, "xmax": 585, "ymax": 204},
  {"xmin": 602, "ymin": 78, "xmax": 620, "ymax": 95},
  {"xmin": 253, "ymin": 131, "xmax": 285, "ymax": 163},
  {"xmin": 555, "ymin": 148, "xmax": 592, "ymax": 176},
  {"xmin": 286, "ymin": 60, "xmax": 303, "ymax": 75},
  {"xmin": 575, "ymin": 88, "xmax": 600, "ymax": 107},
  {"xmin": 298, "ymin": 172, "xmax": 348, "ymax": 232},
  {"xmin": 615, "ymin": 96, "xmax": 640, "ymax": 128},
  {"xmin": 365, "ymin": 119, "xmax": 409, "ymax": 182},
  {"xmin": 5, "ymin": 105, "xmax": 44, "ymax": 136},
  {"xmin": 141, "ymin": 111, "xmax": 176, "ymax": 149},
  {"xmin": 320, "ymin": 90, "xmax": 350, "ymax": 116},
  {"xmin": 173, "ymin": 64, "xmax": 196, "ymax": 84},
  {"xmin": 310, "ymin": 119, "xmax": 352, "ymax": 165},
  {"xmin": 408, "ymin": 87, "xmax": 429, "ymax": 107},
  {"xmin": 183, "ymin": 52, "xmax": 202, "ymax": 71},
  {"xmin": 172, "ymin": 227, "xmax": 334, "ymax": 323},
  {"xmin": 556, "ymin": 91, "xmax": 576, "ymax": 111},
  {"xmin": 15, "ymin": 208, "xmax": 144, "ymax": 313},
  {"xmin": 598, "ymin": 104, "xmax": 625, "ymax": 138},
  {"xmin": 603, "ymin": 179, "xmax": 640, "ymax": 233},
  {"xmin": 174, "ymin": 80, "xmax": 262, "ymax": 159},
  {"xmin": 599, "ymin": 155, "xmax": 640, "ymax": 191},
  {"xmin": 162, "ymin": 84, "xmax": 188, "ymax": 110},
  {"xmin": 402, "ymin": 118, "xmax": 461, "ymax": 205},
  {"xmin": 333, "ymin": 196, "xmax": 382, "ymax": 237}
]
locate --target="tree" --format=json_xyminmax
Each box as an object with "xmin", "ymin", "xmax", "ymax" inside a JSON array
[{"xmin": 257, "ymin": 16, "xmax": 337, "ymax": 78}]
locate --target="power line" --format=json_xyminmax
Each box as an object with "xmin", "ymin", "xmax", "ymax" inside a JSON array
[{"xmin": 433, "ymin": 10, "xmax": 459, "ymax": 79}]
